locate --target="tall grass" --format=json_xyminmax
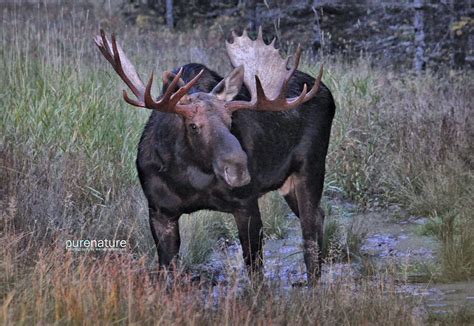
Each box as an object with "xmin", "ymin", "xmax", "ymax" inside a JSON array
[
  {"xmin": 0, "ymin": 232, "xmax": 422, "ymax": 325},
  {"xmin": 313, "ymin": 61, "xmax": 473, "ymax": 280}
]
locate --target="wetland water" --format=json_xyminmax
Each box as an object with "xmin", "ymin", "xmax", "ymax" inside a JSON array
[{"xmin": 199, "ymin": 200, "xmax": 474, "ymax": 316}]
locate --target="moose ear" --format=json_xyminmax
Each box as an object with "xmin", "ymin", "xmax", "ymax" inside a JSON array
[{"xmin": 211, "ymin": 65, "xmax": 244, "ymax": 101}]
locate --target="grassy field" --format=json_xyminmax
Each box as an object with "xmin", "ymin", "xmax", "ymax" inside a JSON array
[{"xmin": 1, "ymin": 2, "xmax": 473, "ymax": 324}]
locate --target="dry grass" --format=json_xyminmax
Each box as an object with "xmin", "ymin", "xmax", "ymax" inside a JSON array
[
  {"xmin": 0, "ymin": 219, "xmax": 422, "ymax": 325},
  {"xmin": 315, "ymin": 60, "xmax": 473, "ymax": 280}
]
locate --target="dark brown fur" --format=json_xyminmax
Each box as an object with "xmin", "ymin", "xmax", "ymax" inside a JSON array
[{"xmin": 137, "ymin": 63, "xmax": 336, "ymax": 282}]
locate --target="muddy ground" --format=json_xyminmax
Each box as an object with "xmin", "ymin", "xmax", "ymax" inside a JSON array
[{"xmin": 191, "ymin": 199, "xmax": 474, "ymax": 317}]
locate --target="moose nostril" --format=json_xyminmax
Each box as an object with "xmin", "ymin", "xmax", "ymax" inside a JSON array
[
  {"xmin": 223, "ymin": 165, "xmax": 248, "ymax": 185},
  {"xmin": 224, "ymin": 166, "xmax": 229, "ymax": 178}
]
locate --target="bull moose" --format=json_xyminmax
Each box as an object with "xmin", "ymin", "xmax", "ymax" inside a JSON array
[{"xmin": 94, "ymin": 28, "xmax": 335, "ymax": 282}]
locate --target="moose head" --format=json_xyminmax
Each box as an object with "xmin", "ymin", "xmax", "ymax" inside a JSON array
[{"xmin": 94, "ymin": 29, "xmax": 322, "ymax": 188}]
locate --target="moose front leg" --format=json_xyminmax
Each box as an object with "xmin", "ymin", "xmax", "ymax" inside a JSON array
[
  {"xmin": 233, "ymin": 201, "xmax": 264, "ymax": 277},
  {"xmin": 148, "ymin": 208, "xmax": 181, "ymax": 269}
]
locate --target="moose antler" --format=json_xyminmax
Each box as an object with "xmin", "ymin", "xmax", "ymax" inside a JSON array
[
  {"xmin": 94, "ymin": 30, "xmax": 203, "ymax": 116},
  {"xmin": 225, "ymin": 27, "xmax": 323, "ymax": 112}
]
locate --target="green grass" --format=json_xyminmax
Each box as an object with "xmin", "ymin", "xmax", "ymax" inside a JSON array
[
  {"xmin": 321, "ymin": 205, "xmax": 367, "ymax": 263},
  {"xmin": 179, "ymin": 211, "xmax": 233, "ymax": 267},
  {"xmin": 259, "ymin": 191, "xmax": 291, "ymax": 239}
]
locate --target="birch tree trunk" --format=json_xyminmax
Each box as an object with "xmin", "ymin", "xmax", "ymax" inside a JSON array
[
  {"xmin": 312, "ymin": 6, "xmax": 323, "ymax": 58},
  {"xmin": 413, "ymin": 0, "xmax": 426, "ymax": 72},
  {"xmin": 166, "ymin": 0, "xmax": 174, "ymax": 29}
]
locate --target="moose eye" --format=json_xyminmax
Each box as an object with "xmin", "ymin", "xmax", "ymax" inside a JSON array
[{"xmin": 189, "ymin": 123, "xmax": 199, "ymax": 132}]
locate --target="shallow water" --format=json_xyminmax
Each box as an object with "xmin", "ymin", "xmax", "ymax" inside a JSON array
[
  {"xmin": 199, "ymin": 199, "xmax": 473, "ymax": 315},
  {"xmin": 401, "ymin": 282, "xmax": 474, "ymax": 315}
]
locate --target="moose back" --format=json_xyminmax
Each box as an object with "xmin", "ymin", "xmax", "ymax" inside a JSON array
[{"xmin": 95, "ymin": 28, "xmax": 335, "ymax": 282}]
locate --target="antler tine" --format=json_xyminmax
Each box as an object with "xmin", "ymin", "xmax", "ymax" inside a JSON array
[
  {"xmin": 163, "ymin": 68, "xmax": 185, "ymax": 101},
  {"xmin": 95, "ymin": 30, "xmax": 204, "ymax": 116},
  {"xmin": 143, "ymin": 68, "xmax": 205, "ymax": 114},
  {"xmin": 123, "ymin": 90, "xmax": 143, "ymax": 107},
  {"xmin": 277, "ymin": 45, "xmax": 302, "ymax": 101},
  {"xmin": 110, "ymin": 33, "xmax": 145, "ymax": 105},
  {"xmin": 274, "ymin": 65, "xmax": 322, "ymax": 109},
  {"xmin": 225, "ymin": 28, "xmax": 323, "ymax": 113},
  {"xmin": 303, "ymin": 65, "xmax": 323, "ymax": 100},
  {"xmin": 111, "ymin": 33, "xmax": 123, "ymax": 76},
  {"xmin": 286, "ymin": 83, "xmax": 308, "ymax": 107},
  {"xmin": 144, "ymin": 69, "xmax": 181, "ymax": 111},
  {"xmin": 254, "ymin": 76, "xmax": 268, "ymax": 108},
  {"xmin": 96, "ymin": 29, "xmax": 113, "ymax": 64},
  {"xmin": 144, "ymin": 71, "xmax": 158, "ymax": 109},
  {"xmin": 95, "ymin": 30, "xmax": 146, "ymax": 107},
  {"xmin": 288, "ymin": 45, "xmax": 302, "ymax": 79},
  {"xmin": 253, "ymin": 77, "xmax": 309, "ymax": 112},
  {"xmin": 170, "ymin": 69, "xmax": 205, "ymax": 104}
]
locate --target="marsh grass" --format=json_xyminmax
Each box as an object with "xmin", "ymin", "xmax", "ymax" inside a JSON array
[
  {"xmin": 427, "ymin": 306, "xmax": 474, "ymax": 325},
  {"xmin": 179, "ymin": 211, "xmax": 232, "ymax": 267},
  {"xmin": 0, "ymin": 228, "xmax": 423, "ymax": 325},
  {"xmin": 321, "ymin": 207, "xmax": 367, "ymax": 264},
  {"xmin": 1, "ymin": 2, "xmax": 473, "ymax": 323},
  {"xmin": 259, "ymin": 191, "xmax": 291, "ymax": 239}
]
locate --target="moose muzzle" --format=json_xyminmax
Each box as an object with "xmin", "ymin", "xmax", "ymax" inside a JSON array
[
  {"xmin": 223, "ymin": 159, "xmax": 251, "ymax": 188},
  {"xmin": 214, "ymin": 137, "xmax": 251, "ymax": 188}
]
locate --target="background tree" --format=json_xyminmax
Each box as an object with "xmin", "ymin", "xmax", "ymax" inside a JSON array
[
  {"xmin": 166, "ymin": 0, "xmax": 174, "ymax": 29},
  {"xmin": 246, "ymin": 0, "xmax": 258, "ymax": 32},
  {"xmin": 414, "ymin": 0, "xmax": 426, "ymax": 72},
  {"xmin": 449, "ymin": 0, "xmax": 469, "ymax": 67}
]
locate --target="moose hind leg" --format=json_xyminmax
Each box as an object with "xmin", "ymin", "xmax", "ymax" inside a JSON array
[
  {"xmin": 149, "ymin": 208, "xmax": 181, "ymax": 269},
  {"xmin": 294, "ymin": 178, "xmax": 325, "ymax": 283},
  {"xmin": 233, "ymin": 200, "xmax": 264, "ymax": 277}
]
